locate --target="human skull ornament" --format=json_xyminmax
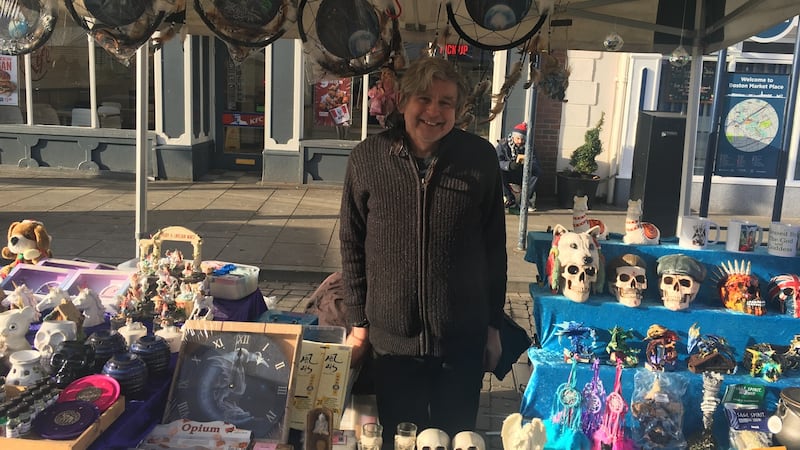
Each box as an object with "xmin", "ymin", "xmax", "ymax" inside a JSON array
[
  {"xmin": 607, "ymin": 254, "xmax": 647, "ymax": 307},
  {"xmin": 416, "ymin": 428, "xmax": 450, "ymax": 450},
  {"xmin": 768, "ymin": 274, "xmax": 800, "ymax": 318},
  {"xmin": 548, "ymin": 224, "xmax": 603, "ymax": 303},
  {"xmin": 716, "ymin": 260, "xmax": 765, "ymax": 316},
  {"xmin": 453, "ymin": 431, "xmax": 485, "ymax": 450},
  {"xmin": 656, "ymin": 254, "xmax": 706, "ymax": 311}
]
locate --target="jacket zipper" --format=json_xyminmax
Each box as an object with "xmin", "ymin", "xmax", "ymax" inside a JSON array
[{"xmin": 413, "ymin": 153, "xmax": 439, "ymax": 355}]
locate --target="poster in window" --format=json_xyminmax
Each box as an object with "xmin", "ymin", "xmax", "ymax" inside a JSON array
[
  {"xmin": 0, "ymin": 55, "xmax": 18, "ymax": 106},
  {"xmin": 714, "ymin": 74, "xmax": 788, "ymax": 179},
  {"xmin": 314, "ymin": 79, "xmax": 351, "ymax": 127}
]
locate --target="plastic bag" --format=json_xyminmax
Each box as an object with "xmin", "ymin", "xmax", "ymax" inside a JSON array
[{"xmin": 630, "ymin": 370, "xmax": 688, "ymax": 449}]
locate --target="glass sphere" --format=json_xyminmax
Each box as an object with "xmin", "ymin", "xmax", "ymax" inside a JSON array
[
  {"xmin": 669, "ymin": 45, "xmax": 691, "ymax": 67},
  {"xmin": 603, "ymin": 32, "xmax": 624, "ymax": 51}
]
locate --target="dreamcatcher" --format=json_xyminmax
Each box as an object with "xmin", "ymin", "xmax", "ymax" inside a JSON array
[
  {"xmin": 65, "ymin": 0, "xmax": 184, "ymax": 65},
  {"xmin": 299, "ymin": 0, "xmax": 404, "ymax": 82},
  {"xmin": 0, "ymin": 0, "xmax": 58, "ymax": 56},
  {"xmin": 194, "ymin": 0, "xmax": 297, "ymax": 63},
  {"xmin": 446, "ymin": 0, "xmax": 549, "ymax": 51}
]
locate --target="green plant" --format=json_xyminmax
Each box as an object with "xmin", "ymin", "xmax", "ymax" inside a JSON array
[{"xmin": 566, "ymin": 112, "xmax": 604, "ymax": 178}]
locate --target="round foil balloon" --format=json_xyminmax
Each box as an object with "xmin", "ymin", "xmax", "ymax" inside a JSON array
[{"xmin": 0, "ymin": 0, "xmax": 58, "ymax": 56}]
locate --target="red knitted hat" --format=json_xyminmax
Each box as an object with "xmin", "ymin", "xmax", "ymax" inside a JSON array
[{"xmin": 511, "ymin": 122, "xmax": 527, "ymax": 138}]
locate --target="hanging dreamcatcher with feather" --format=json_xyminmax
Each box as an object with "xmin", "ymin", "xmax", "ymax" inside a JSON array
[
  {"xmin": 65, "ymin": 0, "xmax": 184, "ymax": 65},
  {"xmin": 299, "ymin": 0, "xmax": 405, "ymax": 82},
  {"xmin": 0, "ymin": 0, "xmax": 58, "ymax": 56},
  {"xmin": 194, "ymin": 0, "xmax": 297, "ymax": 63}
]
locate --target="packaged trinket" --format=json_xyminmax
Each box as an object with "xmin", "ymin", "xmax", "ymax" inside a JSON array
[{"xmin": 631, "ymin": 371, "xmax": 688, "ymax": 449}]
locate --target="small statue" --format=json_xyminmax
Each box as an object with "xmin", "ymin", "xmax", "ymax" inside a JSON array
[
  {"xmin": 644, "ymin": 324, "xmax": 679, "ymax": 371},
  {"xmin": 555, "ymin": 321, "xmax": 597, "ymax": 363},
  {"xmin": 745, "ymin": 344, "xmax": 783, "ymax": 382},
  {"xmin": 605, "ymin": 325, "xmax": 639, "ymax": 368},
  {"xmin": 715, "ymin": 260, "xmax": 765, "ymax": 315},
  {"xmin": 686, "ymin": 323, "xmax": 736, "ymax": 374}
]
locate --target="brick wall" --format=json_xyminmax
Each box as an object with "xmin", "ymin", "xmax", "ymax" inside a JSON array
[{"xmin": 532, "ymin": 49, "xmax": 567, "ymax": 199}]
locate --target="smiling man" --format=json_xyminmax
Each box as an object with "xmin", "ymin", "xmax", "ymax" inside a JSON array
[{"xmin": 339, "ymin": 57, "xmax": 507, "ymax": 447}]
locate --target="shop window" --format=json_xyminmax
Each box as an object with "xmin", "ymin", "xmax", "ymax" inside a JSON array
[
  {"xmin": 12, "ymin": 18, "xmax": 155, "ymax": 129},
  {"xmin": 221, "ymin": 48, "xmax": 265, "ymax": 155}
]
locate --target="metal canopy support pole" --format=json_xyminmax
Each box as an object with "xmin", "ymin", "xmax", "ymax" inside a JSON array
[
  {"xmin": 771, "ymin": 28, "xmax": 800, "ymax": 222},
  {"xmin": 698, "ymin": 47, "xmax": 727, "ymax": 217},
  {"xmin": 677, "ymin": 0, "xmax": 705, "ymax": 234},
  {"xmin": 517, "ymin": 56, "xmax": 538, "ymax": 251},
  {"xmin": 135, "ymin": 42, "xmax": 150, "ymax": 256}
]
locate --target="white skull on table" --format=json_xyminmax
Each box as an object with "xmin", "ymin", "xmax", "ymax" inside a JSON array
[
  {"xmin": 548, "ymin": 224, "xmax": 604, "ymax": 302},
  {"xmin": 656, "ymin": 254, "xmax": 706, "ymax": 311},
  {"xmin": 606, "ymin": 253, "xmax": 647, "ymax": 307}
]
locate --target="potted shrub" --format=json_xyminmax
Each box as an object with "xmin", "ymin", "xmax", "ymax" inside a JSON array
[{"xmin": 556, "ymin": 112, "xmax": 604, "ymax": 209}]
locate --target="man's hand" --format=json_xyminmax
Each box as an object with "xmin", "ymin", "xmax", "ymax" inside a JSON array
[
  {"xmin": 484, "ymin": 326, "xmax": 502, "ymax": 371},
  {"xmin": 515, "ymin": 154, "xmax": 525, "ymax": 164},
  {"xmin": 346, "ymin": 326, "xmax": 371, "ymax": 368}
]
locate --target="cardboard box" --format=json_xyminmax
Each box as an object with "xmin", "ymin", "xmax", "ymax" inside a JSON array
[
  {"xmin": 290, "ymin": 341, "xmax": 351, "ymax": 430},
  {"xmin": 0, "ymin": 392, "xmax": 125, "ymax": 450}
]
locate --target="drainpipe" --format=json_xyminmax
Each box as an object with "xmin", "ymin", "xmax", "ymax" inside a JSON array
[{"xmin": 606, "ymin": 53, "xmax": 630, "ymax": 204}]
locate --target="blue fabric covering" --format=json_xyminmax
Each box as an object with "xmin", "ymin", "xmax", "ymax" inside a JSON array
[{"xmin": 522, "ymin": 233, "xmax": 800, "ymax": 447}]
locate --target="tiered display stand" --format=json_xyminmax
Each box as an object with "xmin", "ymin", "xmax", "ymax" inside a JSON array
[{"xmin": 523, "ymin": 232, "xmax": 800, "ymax": 444}]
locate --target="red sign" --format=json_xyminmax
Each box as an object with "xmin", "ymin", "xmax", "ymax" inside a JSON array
[
  {"xmin": 222, "ymin": 112, "xmax": 264, "ymax": 127},
  {"xmin": 314, "ymin": 79, "xmax": 352, "ymax": 127}
]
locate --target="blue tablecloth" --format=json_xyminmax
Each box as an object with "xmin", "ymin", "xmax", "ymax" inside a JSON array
[{"xmin": 525, "ymin": 232, "xmax": 800, "ymax": 307}]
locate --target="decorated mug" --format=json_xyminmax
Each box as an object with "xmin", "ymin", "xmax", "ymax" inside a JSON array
[
  {"xmin": 768, "ymin": 222, "xmax": 800, "ymax": 257},
  {"xmin": 726, "ymin": 220, "xmax": 764, "ymax": 252},
  {"xmin": 678, "ymin": 216, "xmax": 720, "ymax": 250}
]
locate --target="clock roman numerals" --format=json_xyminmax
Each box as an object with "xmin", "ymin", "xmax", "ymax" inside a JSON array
[
  {"xmin": 235, "ymin": 334, "xmax": 250, "ymax": 346},
  {"xmin": 266, "ymin": 410, "xmax": 278, "ymax": 423},
  {"xmin": 275, "ymin": 361, "xmax": 286, "ymax": 370},
  {"xmin": 212, "ymin": 337, "xmax": 225, "ymax": 349},
  {"xmin": 177, "ymin": 401, "xmax": 190, "ymax": 418},
  {"xmin": 277, "ymin": 385, "xmax": 288, "ymax": 396}
]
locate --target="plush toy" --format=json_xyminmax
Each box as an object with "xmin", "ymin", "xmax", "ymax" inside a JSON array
[{"xmin": 1, "ymin": 220, "xmax": 52, "ymax": 279}]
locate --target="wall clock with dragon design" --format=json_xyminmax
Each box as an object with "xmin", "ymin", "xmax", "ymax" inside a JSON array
[{"xmin": 163, "ymin": 321, "xmax": 302, "ymax": 442}]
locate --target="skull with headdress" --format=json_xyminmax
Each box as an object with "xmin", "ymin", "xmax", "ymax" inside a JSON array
[
  {"xmin": 716, "ymin": 260, "xmax": 764, "ymax": 316},
  {"xmin": 768, "ymin": 274, "xmax": 800, "ymax": 318},
  {"xmin": 656, "ymin": 254, "xmax": 706, "ymax": 311},
  {"xmin": 606, "ymin": 253, "xmax": 647, "ymax": 307}
]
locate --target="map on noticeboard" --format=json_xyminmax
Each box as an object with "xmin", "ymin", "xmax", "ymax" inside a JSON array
[{"xmin": 715, "ymin": 73, "xmax": 788, "ymax": 179}]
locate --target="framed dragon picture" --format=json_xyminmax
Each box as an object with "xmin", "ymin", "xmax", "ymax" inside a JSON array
[{"xmin": 163, "ymin": 321, "xmax": 302, "ymax": 442}]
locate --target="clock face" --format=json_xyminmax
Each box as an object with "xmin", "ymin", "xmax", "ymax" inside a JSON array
[
  {"xmin": 163, "ymin": 323, "xmax": 299, "ymax": 441},
  {"xmin": 724, "ymin": 98, "xmax": 780, "ymax": 153}
]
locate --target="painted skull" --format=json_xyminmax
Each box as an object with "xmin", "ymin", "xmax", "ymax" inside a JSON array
[
  {"xmin": 607, "ymin": 254, "xmax": 647, "ymax": 307},
  {"xmin": 768, "ymin": 274, "xmax": 800, "ymax": 318},
  {"xmin": 550, "ymin": 224, "xmax": 603, "ymax": 302},
  {"xmin": 717, "ymin": 260, "xmax": 765, "ymax": 316},
  {"xmin": 656, "ymin": 254, "xmax": 706, "ymax": 311}
]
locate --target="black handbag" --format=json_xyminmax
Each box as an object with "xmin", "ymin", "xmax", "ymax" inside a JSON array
[{"xmin": 492, "ymin": 312, "xmax": 533, "ymax": 380}]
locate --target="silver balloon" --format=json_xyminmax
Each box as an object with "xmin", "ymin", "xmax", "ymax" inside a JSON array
[
  {"xmin": 603, "ymin": 31, "xmax": 624, "ymax": 51},
  {"xmin": 669, "ymin": 45, "xmax": 690, "ymax": 67}
]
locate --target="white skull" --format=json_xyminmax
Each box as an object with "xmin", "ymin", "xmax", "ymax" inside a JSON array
[
  {"xmin": 453, "ymin": 431, "xmax": 485, "ymax": 450},
  {"xmin": 613, "ymin": 266, "xmax": 647, "ymax": 307},
  {"xmin": 659, "ymin": 273, "xmax": 700, "ymax": 310},
  {"xmin": 552, "ymin": 224, "xmax": 602, "ymax": 303},
  {"xmin": 416, "ymin": 428, "xmax": 450, "ymax": 450}
]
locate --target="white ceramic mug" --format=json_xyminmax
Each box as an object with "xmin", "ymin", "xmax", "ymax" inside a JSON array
[
  {"xmin": 679, "ymin": 216, "xmax": 720, "ymax": 249},
  {"xmin": 726, "ymin": 220, "xmax": 764, "ymax": 252},
  {"xmin": 768, "ymin": 222, "xmax": 800, "ymax": 257}
]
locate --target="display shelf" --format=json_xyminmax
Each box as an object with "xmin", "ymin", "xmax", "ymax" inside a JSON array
[
  {"xmin": 523, "ymin": 281, "xmax": 800, "ymax": 446},
  {"xmin": 525, "ymin": 231, "xmax": 800, "ymax": 306}
]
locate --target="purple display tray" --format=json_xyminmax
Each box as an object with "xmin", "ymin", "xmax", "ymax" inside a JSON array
[
  {"xmin": 38, "ymin": 258, "xmax": 102, "ymax": 271},
  {"xmin": 62, "ymin": 269, "xmax": 132, "ymax": 301},
  {"xmin": 0, "ymin": 264, "xmax": 74, "ymax": 295}
]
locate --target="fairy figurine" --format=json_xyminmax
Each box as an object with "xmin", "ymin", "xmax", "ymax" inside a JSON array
[{"xmin": 555, "ymin": 321, "xmax": 597, "ymax": 363}]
